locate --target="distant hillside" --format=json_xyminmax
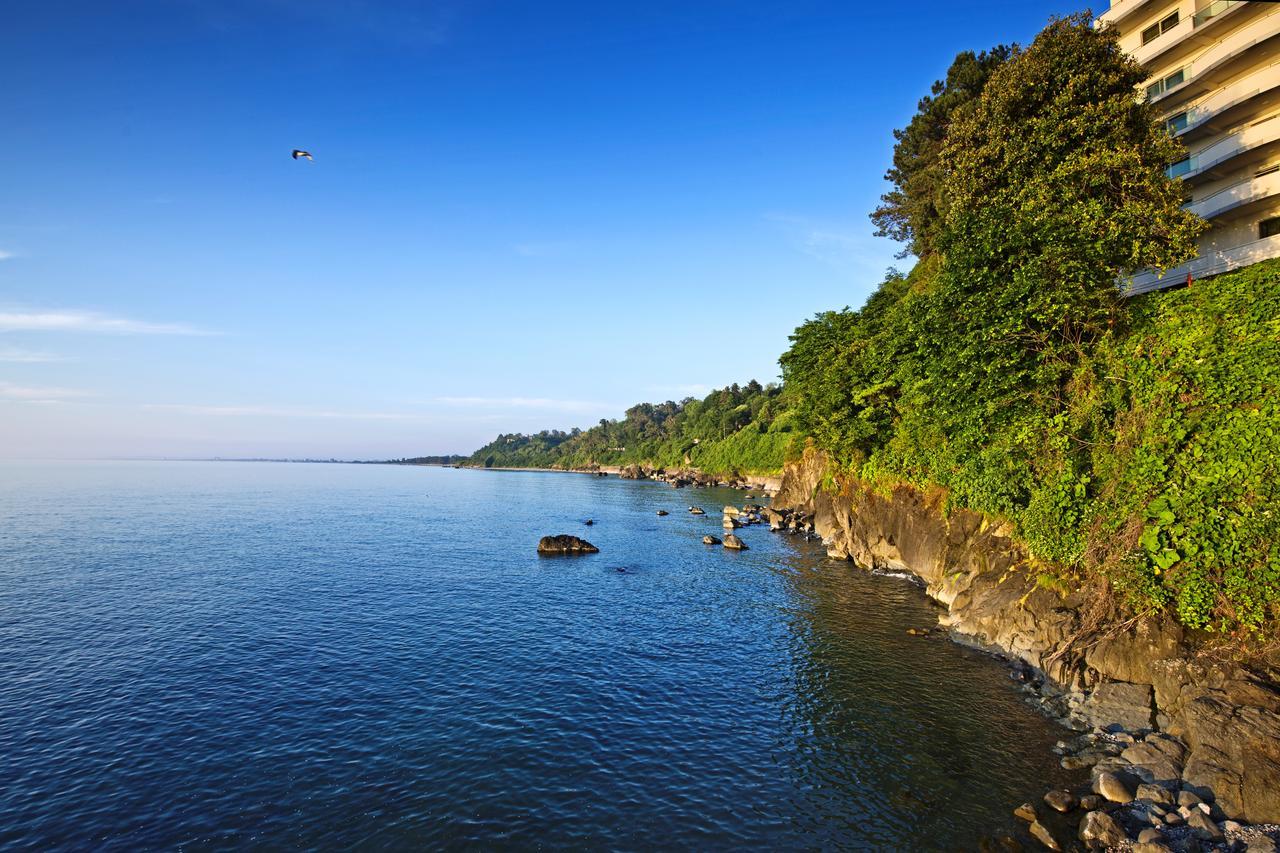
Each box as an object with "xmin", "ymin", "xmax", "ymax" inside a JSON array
[{"xmin": 465, "ymin": 381, "xmax": 796, "ymax": 475}]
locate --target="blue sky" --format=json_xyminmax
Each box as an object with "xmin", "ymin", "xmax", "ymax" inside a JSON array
[{"xmin": 0, "ymin": 0, "xmax": 1076, "ymax": 459}]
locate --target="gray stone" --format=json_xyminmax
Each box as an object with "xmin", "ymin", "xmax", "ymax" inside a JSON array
[
  {"xmin": 1122, "ymin": 741, "xmax": 1184, "ymax": 785},
  {"xmin": 1029, "ymin": 820, "xmax": 1061, "ymax": 851},
  {"xmin": 1078, "ymin": 810, "xmax": 1128, "ymax": 849},
  {"xmin": 1043, "ymin": 790, "xmax": 1076, "ymax": 813},
  {"xmin": 1078, "ymin": 682, "xmax": 1155, "ymax": 731},
  {"xmin": 1094, "ymin": 771, "xmax": 1136, "ymax": 804},
  {"xmin": 1137, "ymin": 783, "xmax": 1176, "ymax": 806},
  {"xmin": 1184, "ymin": 808, "xmax": 1224, "ymax": 841}
]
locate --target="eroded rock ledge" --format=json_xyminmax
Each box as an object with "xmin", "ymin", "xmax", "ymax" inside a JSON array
[{"xmin": 773, "ymin": 449, "xmax": 1280, "ymax": 825}]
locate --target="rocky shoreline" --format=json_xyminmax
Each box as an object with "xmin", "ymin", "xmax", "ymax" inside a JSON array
[{"xmin": 768, "ymin": 449, "xmax": 1280, "ymax": 851}]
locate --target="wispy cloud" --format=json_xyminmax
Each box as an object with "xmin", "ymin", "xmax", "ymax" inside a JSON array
[
  {"xmin": 434, "ymin": 396, "xmax": 617, "ymax": 413},
  {"xmin": 0, "ymin": 346, "xmax": 68, "ymax": 363},
  {"xmin": 0, "ymin": 381, "xmax": 95, "ymax": 402},
  {"xmin": 0, "ymin": 250, "xmax": 15, "ymax": 261},
  {"xmin": 142, "ymin": 403, "xmax": 436, "ymax": 421},
  {"xmin": 766, "ymin": 214, "xmax": 903, "ymax": 278},
  {"xmin": 0, "ymin": 310, "xmax": 211, "ymax": 335}
]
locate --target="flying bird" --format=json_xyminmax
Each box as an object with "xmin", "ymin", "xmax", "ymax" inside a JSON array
[{"xmin": 291, "ymin": 149, "xmax": 313, "ymax": 160}]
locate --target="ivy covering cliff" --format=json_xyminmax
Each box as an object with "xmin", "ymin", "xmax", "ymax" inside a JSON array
[{"xmin": 781, "ymin": 16, "xmax": 1276, "ymax": 634}]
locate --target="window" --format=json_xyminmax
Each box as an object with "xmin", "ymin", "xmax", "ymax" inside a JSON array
[
  {"xmin": 1142, "ymin": 11, "xmax": 1181, "ymax": 45},
  {"xmin": 1168, "ymin": 157, "xmax": 1193, "ymax": 178},
  {"xmin": 1260, "ymin": 216, "xmax": 1280, "ymax": 239},
  {"xmin": 1146, "ymin": 68, "xmax": 1186, "ymax": 100},
  {"xmin": 1167, "ymin": 112, "xmax": 1188, "ymax": 133}
]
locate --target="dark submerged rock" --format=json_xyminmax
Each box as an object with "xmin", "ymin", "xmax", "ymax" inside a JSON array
[
  {"xmin": 702, "ymin": 535, "xmax": 721, "ymax": 545},
  {"xmin": 537, "ymin": 534, "xmax": 600, "ymax": 555}
]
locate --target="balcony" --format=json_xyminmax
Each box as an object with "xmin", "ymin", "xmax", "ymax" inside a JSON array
[
  {"xmin": 1188, "ymin": 168, "xmax": 1280, "ymax": 219},
  {"xmin": 1149, "ymin": 6, "xmax": 1280, "ymax": 107},
  {"xmin": 1132, "ymin": 0, "xmax": 1249, "ymax": 67},
  {"xmin": 1124, "ymin": 231, "xmax": 1280, "ymax": 293},
  {"xmin": 1181, "ymin": 113, "xmax": 1280, "ymax": 180},
  {"xmin": 1181, "ymin": 57, "xmax": 1280, "ymax": 135},
  {"xmin": 1099, "ymin": 0, "xmax": 1158, "ymax": 28},
  {"xmin": 1192, "ymin": 0, "xmax": 1241, "ymax": 28}
]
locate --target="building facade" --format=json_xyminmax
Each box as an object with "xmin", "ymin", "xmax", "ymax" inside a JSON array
[{"xmin": 1099, "ymin": 0, "xmax": 1280, "ymax": 293}]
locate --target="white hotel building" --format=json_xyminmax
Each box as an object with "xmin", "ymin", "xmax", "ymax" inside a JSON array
[{"xmin": 1098, "ymin": 0, "xmax": 1280, "ymax": 293}]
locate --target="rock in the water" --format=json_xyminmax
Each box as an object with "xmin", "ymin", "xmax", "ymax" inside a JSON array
[
  {"xmin": 656, "ymin": 510, "xmax": 669, "ymax": 516},
  {"xmin": 1043, "ymin": 790, "xmax": 1076, "ymax": 813},
  {"xmin": 537, "ymin": 534, "xmax": 600, "ymax": 555},
  {"xmin": 1014, "ymin": 802, "xmax": 1036, "ymax": 822},
  {"xmin": 1029, "ymin": 820, "xmax": 1061, "ymax": 851},
  {"xmin": 702, "ymin": 535, "xmax": 721, "ymax": 545},
  {"xmin": 689, "ymin": 507, "xmax": 705, "ymax": 515},
  {"xmin": 1079, "ymin": 794, "xmax": 1104, "ymax": 811},
  {"xmin": 1184, "ymin": 808, "xmax": 1224, "ymax": 841},
  {"xmin": 722, "ymin": 517, "xmax": 741, "ymax": 529},
  {"xmin": 723, "ymin": 505, "xmax": 741, "ymax": 517},
  {"xmin": 1094, "ymin": 771, "xmax": 1136, "ymax": 803},
  {"xmin": 1078, "ymin": 810, "xmax": 1128, "ymax": 849},
  {"xmin": 723, "ymin": 534, "xmax": 748, "ymax": 550}
]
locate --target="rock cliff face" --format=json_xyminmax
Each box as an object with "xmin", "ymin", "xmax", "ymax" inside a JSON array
[{"xmin": 774, "ymin": 449, "xmax": 1280, "ymax": 824}]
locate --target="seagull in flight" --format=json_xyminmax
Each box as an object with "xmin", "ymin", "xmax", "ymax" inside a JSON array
[{"xmin": 291, "ymin": 149, "xmax": 313, "ymax": 161}]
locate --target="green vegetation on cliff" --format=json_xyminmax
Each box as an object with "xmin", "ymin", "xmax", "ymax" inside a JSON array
[
  {"xmin": 783, "ymin": 17, "xmax": 1276, "ymax": 633},
  {"xmin": 466, "ymin": 381, "xmax": 795, "ymax": 475}
]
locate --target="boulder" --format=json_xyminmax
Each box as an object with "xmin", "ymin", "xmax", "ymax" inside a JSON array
[
  {"xmin": 1122, "ymin": 740, "xmax": 1184, "ymax": 786},
  {"xmin": 722, "ymin": 517, "xmax": 741, "ymax": 529},
  {"xmin": 1094, "ymin": 771, "xmax": 1136, "ymax": 804},
  {"xmin": 723, "ymin": 505, "xmax": 741, "ymax": 517},
  {"xmin": 1029, "ymin": 820, "xmax": 1060, "ymax": 851},
  {"xmin": 656, "ymin": 510, "xmax": 669, "ymax": 516},
  {"xmin": 1184, "ymin": 808, "xmax": 1223, "ymax": 841},
  {"xmin": 583, "ymin": 519, "xmax": 594, "ymax": 526},
  {"xmin": 537, "ymin": 535, "xmax": 599, "ymax": 555},
  {"xmin": 1136, "ymin": 783, "xmax": 1175, "ymax": 806},
  {"xmin": 723, "ymin": 534, "xmax": 748, "ymax": 550},
  {"xmin": 1077, "ymin": 682, "xmax": 1155, "ymax": 731},
  {"xmin": 1130, "ymin": 844, "xmax": 1171, "ymax": 853},
  {"xmin": 1079, "ymin": 795, "xmax": 1104, "ymax": 811},
  {"xmin": 1014, "ymin": 802, "xmax": 1036, "ymax": 821},
  {"xmin": 702, "ymin": 535, "xmax": 721, "ymax": 545},
  {"xmin": 1043, "ymin": 790, "xmax": 1077, "ymax": 813},
  {"xmin": 689, "ymin": 507, "xmax": 705, "ymax": 515},
  {"xmin": 1078, "ymin": 810, "xmax": 1128, "ymax": 849}
]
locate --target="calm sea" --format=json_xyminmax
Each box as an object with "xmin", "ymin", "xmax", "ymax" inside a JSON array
[{"xmin": 0, "ymin": 461, "xmax": 1077, "ymax": 850}]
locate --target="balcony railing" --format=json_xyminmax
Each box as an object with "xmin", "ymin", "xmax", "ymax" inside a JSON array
[
  {"xmin": 1124, "ymin": 231, "xmax": 1280, "ymax": 294},
  {"xmin": 1193, "ymin": 0, "xmax": 1241, "ymax": 28}
]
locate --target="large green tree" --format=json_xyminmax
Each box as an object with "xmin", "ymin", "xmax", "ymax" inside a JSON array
[{"xmin": 870, "ymin": 45, "xmax": 1012, "ymax": 258}]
